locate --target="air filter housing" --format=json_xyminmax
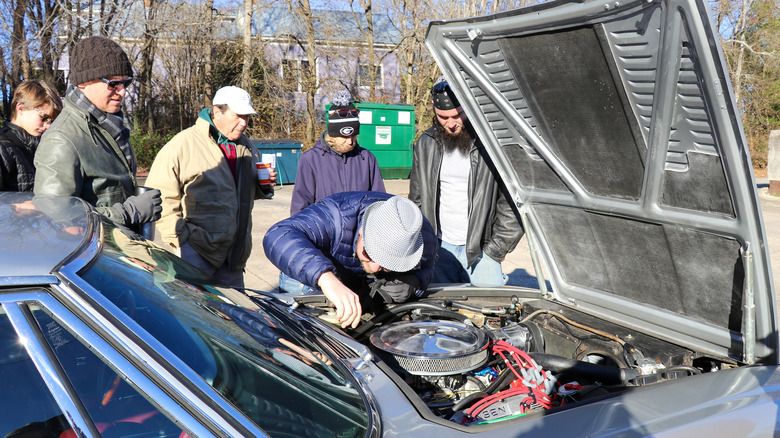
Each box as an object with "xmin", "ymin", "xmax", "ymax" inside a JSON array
[{"xmin": 370, "ymin": 320, "xmax": 489, "ymax": 375}]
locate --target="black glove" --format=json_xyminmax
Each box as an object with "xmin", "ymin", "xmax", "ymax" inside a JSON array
[
  {"xmin": 369, "ymin": 272, "xmax": 420, "ymax": 304},
  {"xmin": 114, "ymin": 189, "xmax": 162, "ymax": 225}
]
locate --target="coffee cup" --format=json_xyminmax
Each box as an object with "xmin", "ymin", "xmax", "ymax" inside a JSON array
[
  {"xmin": 256, "ymin": 162, "xmax": 272, "ymax": 185},
  {"xmin": 133, "ymin": 186, "xmax": 156, "ymax": 240}
]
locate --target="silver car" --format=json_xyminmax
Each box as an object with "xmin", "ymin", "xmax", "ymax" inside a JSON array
[{"xmin": 1, "ymin": 0, "xmax": 777, "ymax": 435}]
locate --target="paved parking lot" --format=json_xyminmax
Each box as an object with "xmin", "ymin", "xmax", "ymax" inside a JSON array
[{"xmin": 243, "ymin": 178, "xmax": 780, "ymax": 297}]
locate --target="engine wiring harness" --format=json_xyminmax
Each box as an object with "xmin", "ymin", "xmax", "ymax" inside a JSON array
[{"xmin": 460, "ymin": 340, "xmax": 558, "ymax": 424}]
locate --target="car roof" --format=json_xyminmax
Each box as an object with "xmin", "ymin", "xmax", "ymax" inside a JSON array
[{"xmin": 0, "ymin": 192, "xmax": 91, "ymax": 279}]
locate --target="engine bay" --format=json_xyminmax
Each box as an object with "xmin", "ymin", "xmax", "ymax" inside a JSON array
[{"xmin": 325, "ymin": 289, "xmax": 739, "ymax": 426}]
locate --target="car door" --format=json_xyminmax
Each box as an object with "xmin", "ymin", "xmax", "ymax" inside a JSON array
[{"xmin": 0, "ymin": 292, "xmax": 214, "ymax": 438}]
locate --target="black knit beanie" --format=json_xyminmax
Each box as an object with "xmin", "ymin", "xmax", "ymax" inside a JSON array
[
  {"xmin": 69, "ymin": 36, "xmax": 133, "ymax": 85},
  {"xmin": 327, "ymin": 90, "xmax": 360, "ymax": 137}
]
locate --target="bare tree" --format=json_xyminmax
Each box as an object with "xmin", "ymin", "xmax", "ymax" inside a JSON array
[
  {"xmin": 285, "ymin": 0, "xmax": 321, "ymax": 145},
  {"xmin": 348, "ymin": 0, "xmax": 378, "ymax": 99},
  {"xmin": 11, "ymin": 0, "xmax": 31, "ymax": 88},
  {"xmin": 26, "ymin": 0, "xmax": 63, "ymax": 84},
  {"xmin": 241, "ymin": 0, "xmax": 254, "ymax": 90},
  {"xmin": 382, "ymin": 0, "xmax": 439, "ymax": 136},
  {"xmin": 137, "ymin": 0, "xmax": 160, "ymax": 133},
  {"xmin": 152, "ymin": 0, "xmax": 223, "ymax": 131},
  {"xmin": 712, "ymin": 0, "xmax": 779, "ymax": 168}
]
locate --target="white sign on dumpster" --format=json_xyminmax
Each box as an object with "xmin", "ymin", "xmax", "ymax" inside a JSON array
[
  {"xmin": 376, "ymin": 126, "xmax": 392, "ymax": 145},
  {"xmin": 261, "ymin": 154, "xmax": 276, "ymax": 168},
  {"xmin": 359, "ymin": 111, "xmax": 373, "ymax": 125}
]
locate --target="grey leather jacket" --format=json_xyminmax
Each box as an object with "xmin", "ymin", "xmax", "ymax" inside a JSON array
[
  {"xmin": 408, "ymin": 127, "xmax": 523, "ymax": 266},
  {"xmin": 34, "ymin": 97, "xmax": 136, "ymax": 223}
]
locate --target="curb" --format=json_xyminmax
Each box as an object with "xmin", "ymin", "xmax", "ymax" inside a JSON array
[{"xmin": 759, "ymin": 187, "xmax": 780, "ymax": 203}]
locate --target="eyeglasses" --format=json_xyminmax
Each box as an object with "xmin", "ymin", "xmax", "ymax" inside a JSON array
[
  {"xmin": 331, "ymin": 108, "xmax": 359, "ymax": 118},
  {"xmin": 33, "ymin": 107, "xmax": 52, "ymax": 124},
  {"xmin": 432, "ymin": 81, "xmax": 451, "ymax": 94},
  {"xmin": 100, "ymin": 77, "xmax": 133, "ymax": 90}
]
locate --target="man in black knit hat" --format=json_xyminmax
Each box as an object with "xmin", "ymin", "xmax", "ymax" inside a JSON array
[
  {"xmin": 289, "ymin": 90, "xmax": 385, "ymax": 216},
  {"xmin": 34, "ymin": 36, "xmax": 161, "ymax": 228}
]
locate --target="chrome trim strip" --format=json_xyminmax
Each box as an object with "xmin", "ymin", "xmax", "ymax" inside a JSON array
[
  {"xmin": 55, "ymin": 212, "xmax": 103, "ymax": 274},
  {"xmin": 0, "ymin": 275, "xmax": 58, "ymax": 287},
  {"xmin": 4, "ymin": 301, "xmax": 99, "ymax": 438},
  {"xmin": 51, "ymin": 273, "xmax": 268, "ymax": 437},
  {"xmin": 520, "ymin": 207, "xmax": 549, "ymax": 298},
  {"xmin": 5, "ymin": 293, "xmax": 217, "ymax": 438}
]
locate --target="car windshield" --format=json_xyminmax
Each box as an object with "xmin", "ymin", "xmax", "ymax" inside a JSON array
[{"xmin": 79, "ymin": 223, "xmax": 369, "ymax": 437}]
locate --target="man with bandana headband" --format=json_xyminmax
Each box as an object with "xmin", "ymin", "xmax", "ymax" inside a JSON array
[{"xmin": 408, "ymin": 77, "xmax": 523, "ymax": 287}]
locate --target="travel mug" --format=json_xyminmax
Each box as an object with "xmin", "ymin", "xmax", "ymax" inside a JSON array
[{"xmin": 134, "ymin": 186, "xmax": 156, "ymax": 240}]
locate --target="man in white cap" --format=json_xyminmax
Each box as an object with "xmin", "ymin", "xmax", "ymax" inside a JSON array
[
  {"xmin": 147, "ymin": 86, "xmax": 276, "ymax": 287},
  {"xmin": 263, "ymin": 191, "xmax": 438, "ymax": 329}
]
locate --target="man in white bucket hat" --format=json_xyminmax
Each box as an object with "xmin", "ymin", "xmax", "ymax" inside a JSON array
[{"xmin": 263, "ymin": 191, "xmax": 438, "ymax": 329}]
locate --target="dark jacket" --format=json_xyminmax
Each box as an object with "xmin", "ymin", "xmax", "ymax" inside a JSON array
[
  {"xmin": 34, "ymin": 97, "xmax": 136, "ymax": 223},
  {"xmin": 0, "ymin": 122, "xmax": 38, "ymax": 192},
  {"xmin": 408, "ymin": 127, "xmax": 523, "ymax": 266},
  {"xmin": 290, "ymin": 132, "xmax": 385, "ymax": 215},
  {"xmin": 264, "ymin": 191, "xmax": 437, "ymax": 292}
]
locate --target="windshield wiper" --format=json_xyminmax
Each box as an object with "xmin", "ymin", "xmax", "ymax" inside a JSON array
[{"xmin": 237, "ymin": 287, "xmax": 299, "ymax": 307}]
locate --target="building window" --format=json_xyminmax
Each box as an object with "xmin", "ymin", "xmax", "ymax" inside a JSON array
[
  {"xmin": 281, "ymin": 59, "xmax": 310, "ymax": 92},
  {"xmin": 358, "ymin": 64, "xmax": 382, "ymax": 88}
]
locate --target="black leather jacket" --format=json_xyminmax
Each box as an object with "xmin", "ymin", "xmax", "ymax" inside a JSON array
[
  {"xmin": 0, "ymin": 122, "xmax": 39, "ymax": 192},
  {"xmin": 408, "ymin": 127, "xmax": 523, "ymax": 266},
  {"xmin": 33, "ymin": 97, "xmax": 136, "ymax": 223}
]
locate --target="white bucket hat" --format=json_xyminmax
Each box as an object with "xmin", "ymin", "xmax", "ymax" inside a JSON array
[{"xmin": 361, "ymin": 196, "xmax": 424, "ymax": 272}]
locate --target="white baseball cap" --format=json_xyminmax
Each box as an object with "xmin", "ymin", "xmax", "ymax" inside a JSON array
[{"xmin": 212, "ymin": 86, "xmax": 257, "ymax": 115}]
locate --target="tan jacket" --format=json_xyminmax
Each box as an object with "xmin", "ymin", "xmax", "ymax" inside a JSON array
[{"xmin": 146, "ymin": 117, "xmax": 271, "ymax": 270}]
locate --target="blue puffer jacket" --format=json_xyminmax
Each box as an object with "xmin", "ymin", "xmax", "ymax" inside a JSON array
[{"xmin": 264, "ymin": 191, "xmax": 437, "ymax": 292}]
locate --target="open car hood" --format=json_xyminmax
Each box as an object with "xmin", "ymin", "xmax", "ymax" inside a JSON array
[{"xmin": 426, "ymin": 0, "xmax": 777, "ymax": 364}]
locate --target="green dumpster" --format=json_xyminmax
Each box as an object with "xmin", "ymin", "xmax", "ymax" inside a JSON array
[
  {"xmin": 251, "ymin": 139, "xmax": 303, "ymax": 185},
  {"xmin": 327, "ymin": 102, "xmax": 416, "ymax": 179}
]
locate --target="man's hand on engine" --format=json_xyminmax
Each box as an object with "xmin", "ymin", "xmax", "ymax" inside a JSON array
[{"xmin": 318, "ymin": 271, "xmax": 363, "ymax": 329}]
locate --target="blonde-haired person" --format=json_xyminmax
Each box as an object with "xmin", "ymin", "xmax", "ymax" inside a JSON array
[{"xmin": 0, "ymin": 80, "xmax": 62, "ymax": 191}]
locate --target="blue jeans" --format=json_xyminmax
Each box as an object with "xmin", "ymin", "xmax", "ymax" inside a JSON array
[
  {"xmin": 278, "ymin": 272, "xmax": 318, "ymax": 295},
  {"xmin": 433, "ymin": 240, "xmax": 508, "ymax": 287}
]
